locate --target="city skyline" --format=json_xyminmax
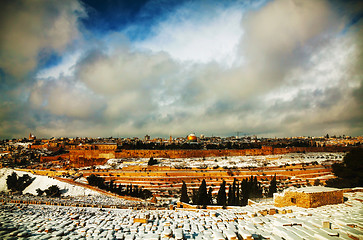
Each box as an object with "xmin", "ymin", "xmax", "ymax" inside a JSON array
[{"xmin": 1, "ymin": 0, "xmax": 362, "ymax": 139}]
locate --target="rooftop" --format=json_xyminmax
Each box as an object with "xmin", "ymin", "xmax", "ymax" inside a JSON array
[{"xmin": 287, "ymin": 186, "xmax": 341, "ymax": 193}]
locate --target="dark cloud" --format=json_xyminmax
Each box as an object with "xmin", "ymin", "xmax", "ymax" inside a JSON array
[{"xmin": 0, "ymin": 0, "xmax": 84, "ymax": 78}]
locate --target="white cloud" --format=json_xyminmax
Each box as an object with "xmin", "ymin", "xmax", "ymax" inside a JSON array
[
  {"xmin": 136, "ymin": 5, "xmax": 244, "ymax": 66},
  {"xmin": 77, "ymin": 48, "xmax": 178, "ymax": 95},
  {"xmin": 29, "ymin": 78, "xmax": 104, "ymax": 119}
]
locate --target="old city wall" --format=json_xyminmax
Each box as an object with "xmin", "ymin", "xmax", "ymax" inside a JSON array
[
  {"xmin": 114, "ymin": 147, "xmax": 312, "ymax": 159},
  {"xmin": 115, "ymin": 149, "xmax": 246, "ymax": 158},
  {"xmin": 68, "ymin": 150, "xmax": 114, "ymax": 167},
  {"xmin": 274, "ymin": 190, "xmax": 344, "ymax": 208},
  {"xmin": 65, "ymin": 146, "xmax": 348, "ymax": 166},
  {"xmin": 69, "ymin": 150, "xmax": 115, "ymax": 161},
  {"xmin": 116, "ymin": 146, "xmax": 345, "ymax": 159},
  {"xmin": 40, "ymin": 154, "xmax": 69, "ymax": 163}
]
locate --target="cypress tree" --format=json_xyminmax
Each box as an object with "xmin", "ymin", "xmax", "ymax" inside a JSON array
[
  {"xmin": 227, "ymin": 184, "xmax": 233, "ymax": 206},
  {"xmin": 236, "ymin": 182, "xmax": 240, "ymax": 206},
  {"xmin": 117, "ymin": 184, "xmax": 122, "ymax": 195},
  {"xmin": 240, "ymin": 178, "xmax": 249, "ymax": 206},
  {"xmin": 192, "ymin": 189, "xmax": 198, "ymax": 205},
  {"xmin": 133, "ymin": 185, "xmax": 139, "ymax": 197},
  {"xmin": 217, "ymin": 180, "xmax": 227, "ymax": 206},
  {"xmin": 180, "ymin": 181, "xmax": 190, "ymax": 203},
  {"xmin": 268, "ymin": 174, "xmax": 277, "ymax": 197},
  {"xmin": 207, "ymin": 187, "xmax": 213, "ymax": 205},
  {"xmin": 109, "ymin": 180, "xmax": 115, "ymax": 192},
  {"xmin": 197, "ymin": 179, "xmax": 208, "ymax": 206},
  {"xmin": 232, "ymin": 178, "xmax": 237, "ymax": 205}
]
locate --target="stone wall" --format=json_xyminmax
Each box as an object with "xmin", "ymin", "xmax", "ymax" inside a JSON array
[
  {"xmin": 66, "ymin": 146, "xmax": 348, "ymax": 166},
  {"xmin": 114, "ymin": 147, "xmax": 341, "ymax": 159},
  {"xmin": 40, "ymin": 154, "xmax": 69, "ymax": 163},
  {"xmin": 69, "ymin": 150, "xmax": 115, "ymax": 161}
]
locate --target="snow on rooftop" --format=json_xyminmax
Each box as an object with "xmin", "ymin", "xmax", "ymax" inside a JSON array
[
  {"xmin": 290, "ymin": 186, "xmax": 341, "ymax": 193},
  {"xmin": 273, "ymin": 186, "xmax": 342, "ymax": 198}
]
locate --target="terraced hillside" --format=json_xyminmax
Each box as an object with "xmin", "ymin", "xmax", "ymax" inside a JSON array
[{"xmin": 23, "ymin": 152, "xmax": 343, "ymax": 200}]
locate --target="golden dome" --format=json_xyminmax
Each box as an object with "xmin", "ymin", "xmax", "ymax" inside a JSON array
[{"xmin": 187, "ymin": 134, "xmax": 197, "ymax": 141}]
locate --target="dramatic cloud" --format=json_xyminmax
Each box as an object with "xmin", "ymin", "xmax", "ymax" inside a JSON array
[
  {"xmin": 0, "ymin": 0, "xmax": 84, "ymax": 78},
  {"xmin": 0, "ymin": 0, "xmax": 362, "ymax": 139}
]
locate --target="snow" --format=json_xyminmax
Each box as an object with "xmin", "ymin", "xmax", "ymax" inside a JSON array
[
  {"xmin": 0, "ymin": 168, "xmax": 100, "ymax": 197},
  {"xmin": 0, "ymin": 168, "xmax": 13, "ymax": 192},
  {"xmin": 24, "ymin": 175, "xmax": 101, "ymax": 197},
  {"xmin": 10, "ymin": 142, "xmax": 32, "ymax": 148},
  {"xmin": 292, "ymin": 186, "xmax": 341, "ymax": 193},
  {"xmin": 1, "ymin": 191, "xmax": 361, "ymax": 240},
  {"xmin": 100, "ymin": 152, "xmax": 344, "ymax": 169}
]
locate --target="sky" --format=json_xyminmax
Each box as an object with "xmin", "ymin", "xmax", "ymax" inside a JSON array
[{"xmin": 0, "ymin": 0, "xmax": 362, "ymax": 139}]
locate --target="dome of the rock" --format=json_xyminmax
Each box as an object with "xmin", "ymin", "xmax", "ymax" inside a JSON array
[{"xmin": 187, "ymin": 134, "xmax": 197, "ymax": 142}]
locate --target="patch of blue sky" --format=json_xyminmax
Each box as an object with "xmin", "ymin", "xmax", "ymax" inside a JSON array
[
  {"xmin": 36, "ymin": 50, "xmax": 63, "ymax": 72},
  {"xmin": 341, "ymin": 12, "xmax": 363, "ymax": 34},
  {"xmin": 80, "ymin": 0, "xmax": 180, "ymax": 38},
  {"xmin": 80, "ymin": 0, "xmax": 270, "ymax": 42}
]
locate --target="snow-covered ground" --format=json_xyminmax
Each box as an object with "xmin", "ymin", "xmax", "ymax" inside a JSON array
[
  {"xmin": 100, "ymin": 152, "xmax": 345, "ymax": 169},
  {"xmin": 10, "ymin": 142, "xmax": 32, "ymax": 148},
  {"xmin": 0, "ymin": 168, "xmax": 100, "ymax": 197},
  {"xmin": 0, "ymin": 191, "xmax": 362, "ymax": 240},
  {"xmin": 0, "ymin": 168, "xmax": 155, "ymax": 207}
]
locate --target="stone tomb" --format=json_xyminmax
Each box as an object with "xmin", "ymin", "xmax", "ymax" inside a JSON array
[{"xmin": 274, "ymin": 186, "xmax": 344, "ymax": 208}]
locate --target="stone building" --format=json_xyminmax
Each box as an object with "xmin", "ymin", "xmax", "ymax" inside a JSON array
[{"xmin": 273, "ymin": 186, "xmax": 344, "ymax": 208}]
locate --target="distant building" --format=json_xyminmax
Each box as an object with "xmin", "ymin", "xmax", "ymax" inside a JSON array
[
  {"xmin": 144, "ymin": 135, "xmax": 150, "ymax": 141},
  {"xmin": 187, "ymin": 133, "xmax": 197, "ymax": 142},
  {"xmin": 29, "ymin": 133, "xmax": 36, "ymax": 140},
  {"xmin": 274, "ymin": 186, "xmax": 344, "ymax": 208}
]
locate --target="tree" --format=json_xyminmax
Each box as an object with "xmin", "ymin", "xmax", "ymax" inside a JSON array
[
  {"xmin": 197, "ymin": 179, "xmax": 208, "ymax": 206},
  {"xmin": 326, "ymin": 148, "xmax": 363, "ymax": 188},
  {"xmin": 236, "ymin": 182, "xmax": 240, "ymax": 206},
  {"xmin": 314, "ymin": 179, "xmax": 321, "ymax": 186},
  {"xmin": 132, "ymin": 185, "xmax": 139, "ymax": 197},
  {"xmin": 6, "ymin": 172, "xmax": 18, "ymax": 192},
  {"xmin": 148, "ymin": 157, "xmax": 157, "ymax": 166},
  {"xmin": 217, "ymin": 180, "xmax": 227, "ymax": 206},
  {"xmin": 192, "ymin": 189, "xmax": 198, "ymax": 205},
  {"xmin": 6, "ymin": 172, "xmax": 33, "ymax": 193},
  {"xmin": 267, "ymin": 174, "xmax": 277, "ymax": 197},
  {"xmin": 36, "ymin": 188, "xmax": 44, "ymax": 196},
  {"xmin": 240, "ymin": 178, "xmax": 249, "ymax": 206},
  {"xmin": 250, "ymin": 176, "xmax": 263, "ymax": 199},
  {"xmin": 180, "ymin": 181, "xmax": 190, "ymax": 203},
  {"xmin": 207, "ymin": 187, "xmax": 213, "ymax": 205},
  {"xmin": 45, "ymin": 185, "xmax": 62, "ymax": 198},
  {"xmin": 227, "ymin": 184, "xmax": 233, "ymax": 206},
  {"xmin": 87, "ymin": 174, "xmax": 105, "ymax": 188}
]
